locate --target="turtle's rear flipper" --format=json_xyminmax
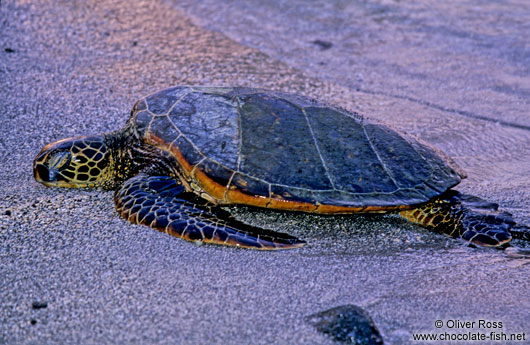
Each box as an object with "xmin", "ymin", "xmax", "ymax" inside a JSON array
[
  {"xmin": 114, "ymin": 174, "xmax": 305, "ymax": 250},
  {"xmin": 400, "ymin": 190, "xmax": 513, "ymax": 247}
]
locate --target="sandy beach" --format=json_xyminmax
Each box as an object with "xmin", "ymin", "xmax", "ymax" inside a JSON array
[{"xmin": 1, "ymin": 0, "xmax": 529, "ymax": 344}]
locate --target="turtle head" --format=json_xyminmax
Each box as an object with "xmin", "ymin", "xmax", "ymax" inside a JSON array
[{"xmin": 33, "ymin": 135, "xmax": 115, "ymax": 189}]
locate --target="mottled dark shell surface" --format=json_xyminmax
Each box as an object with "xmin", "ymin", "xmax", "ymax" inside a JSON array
[{"xmin": 131, "ymin": 86, "xmax": 462, "ymax": 209}]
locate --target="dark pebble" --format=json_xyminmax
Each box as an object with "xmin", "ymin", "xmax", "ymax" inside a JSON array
[
  {"xmin": 32, "ymin": 301, "xmax": 48, "ymax": 309},
  {"xmin": 311, "ymin": 40, "xmax": 333, "ymax": 50},
  {"xmin": 4, "ymin": 47, "xmax": 15, "ymax": 53},
  {"xmin": 4, "ymin": 209, "xmax": 11, "ymax": 216},
  {"xmin": 30, "ymin": 319, "xmax": 37, "ymax": 325},
  {"xmin": 306, "ymin": 305, "xmax": 384, "ymax": 345}
]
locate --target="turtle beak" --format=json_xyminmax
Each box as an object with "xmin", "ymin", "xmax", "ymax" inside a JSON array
[
  {"xmin": 33, "ymin": 145, "xmax": 71, "ymax": 186},
  {"xmin": 33, "ymin": 147, "xmax": 49, "ymax": 184},
  {"xmin": 33, "ymin": 161, "xmax": 50, "ymax": 184}
]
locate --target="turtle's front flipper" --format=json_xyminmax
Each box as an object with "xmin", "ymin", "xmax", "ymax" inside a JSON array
[
  {"xmin": 400, "ymin": 190, "xmax": 513, "ymax": 247},
  {"xmin": 114, "ymin": 174, "xmax": 305, "ymax": 250}
]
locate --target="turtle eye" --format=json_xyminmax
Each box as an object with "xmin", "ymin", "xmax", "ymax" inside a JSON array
[{"xmin": 48, "ymin": 151, "xmax": 72, "ymax": 170}]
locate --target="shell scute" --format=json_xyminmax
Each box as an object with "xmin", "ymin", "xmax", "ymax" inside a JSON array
[
  {"xmin": 134, "ymin": 110, "xmax": 153, "ymax": 137},
  {"xmin": 171, "ymin": 137, "xmax": 204, "ymax": 172},
  {"xmin": 304, "ymin": 106, "xmax": 398, "ymax": 194},
  {"xmin": 148, "ymin": 115, "xmax": 179, "ymax": 147},
  {"xmin": 238, "ymin": 93, "xmax": 332, "ymax": 190},
  {"xmin": 168, "ymin": 91, "xmax": 239, "ymax": 169},
  {"xmin": 270, "ymin": 185, "xmax": 317, "ymax": 205},
  {"xmin": 195, "ymin": 158, "xmax": 234, "ymax": 188},
  {"xmin": 145, "ymin": 86, "xmax": 191, "ymax": 115},
  {"xmin": 230, "ymin": 172, "xmax": 270, "ymax": 198}
]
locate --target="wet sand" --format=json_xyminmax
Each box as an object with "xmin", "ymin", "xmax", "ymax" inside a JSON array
[{"xmin": 1, "ymin": 0, "xmax": 529, "ymax": 344}]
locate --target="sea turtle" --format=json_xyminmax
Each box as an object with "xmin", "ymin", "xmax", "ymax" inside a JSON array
[{"xmin": 33, "ymin": 86, "xmax": 515, "ymax": 249}]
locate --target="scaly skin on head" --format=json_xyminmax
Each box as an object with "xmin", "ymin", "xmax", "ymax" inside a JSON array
[{"xmin": 33, "ymin": 128, "xmax": 142, "ymax": 190}]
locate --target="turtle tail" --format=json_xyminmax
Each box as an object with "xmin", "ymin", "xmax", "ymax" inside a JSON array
[{"xmin": 400, "ymin": 190, "xmax": 514, "ymax": 247}]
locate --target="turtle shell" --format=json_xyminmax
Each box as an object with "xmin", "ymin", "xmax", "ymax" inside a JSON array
[{"xmin": 130, "ymin": 86, "xmax": 463, "ymax": 213}]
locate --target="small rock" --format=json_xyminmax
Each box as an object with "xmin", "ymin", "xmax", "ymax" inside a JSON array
[
  {"xmin": 307, "ymin": 305, "xmax": 384, "ymax": 344},
  {"xmin": 311, "ymin": 40, "xmax": 333, "ymax": 50},
  {"xmin": 32, "ymin": 301, "xmax": 48, "ymax": 309}
]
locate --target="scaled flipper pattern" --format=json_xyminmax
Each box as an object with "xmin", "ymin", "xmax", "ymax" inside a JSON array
[
  {"xmin": 114, "ymin": 174, "xmax": 304, "ymax": 250},
  {"xmin": 400, "ymin": 190, "xmax": 513, "ymax": 247}
]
